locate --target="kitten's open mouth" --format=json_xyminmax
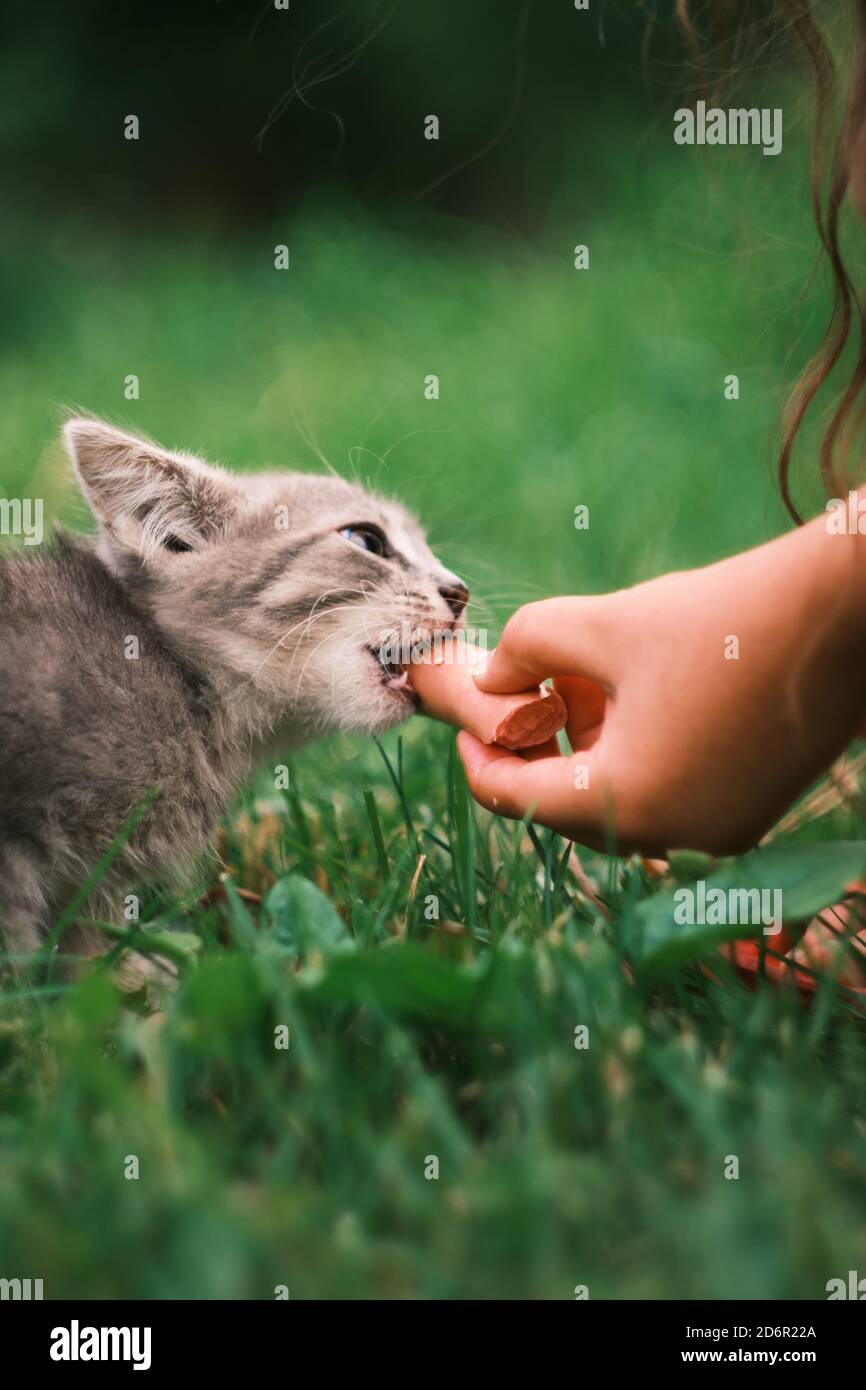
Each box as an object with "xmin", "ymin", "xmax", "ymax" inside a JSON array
[{"xmin": 368, "ymin": 646, "xmax": 419, "ymax": 706}]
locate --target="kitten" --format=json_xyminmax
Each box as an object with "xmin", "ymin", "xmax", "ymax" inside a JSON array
[{"xmin": 0, "ymin": 418, "xmax": 467, "ymax": 973}]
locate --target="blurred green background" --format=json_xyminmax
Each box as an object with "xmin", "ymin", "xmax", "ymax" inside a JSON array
[
  {"xmin": 1, "ymin": 0, "xmax": 833, "ymax": 600},
  {"xmin": 3, "ymin": 0, "xmax": 866, "ymax": 1303}
]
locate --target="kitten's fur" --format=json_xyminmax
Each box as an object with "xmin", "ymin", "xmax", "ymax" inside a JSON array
[{"xmin": 0, "ymin": 419, "xmax": 467, "ymax": 973}]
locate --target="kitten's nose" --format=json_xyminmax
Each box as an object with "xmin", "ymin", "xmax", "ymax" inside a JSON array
[{"xmin": 439, "ymin": 578, "xmax": 469, "ymax": 620}]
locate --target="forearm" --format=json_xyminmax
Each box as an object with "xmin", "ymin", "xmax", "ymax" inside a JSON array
[
  {"xmin": 682, "ymin": 497, "xmax": 866, "ymax": 828},
  {"xmin": 781, "ymin": 492, "xmax": 866, "ymax": 700}
]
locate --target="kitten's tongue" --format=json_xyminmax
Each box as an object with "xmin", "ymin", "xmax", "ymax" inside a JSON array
[{"xmin": 386, "ymin": 670, "xmax": 410, "ymax": 691}]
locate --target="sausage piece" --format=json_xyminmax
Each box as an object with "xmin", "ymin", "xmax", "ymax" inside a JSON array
[{"xmin": 407, "ymin": 644, "xmax": 567, "ymax": 750}]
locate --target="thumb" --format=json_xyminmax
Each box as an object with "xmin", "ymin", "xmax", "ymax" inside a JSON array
[{"xmin": 475, "ymin": 596, "xmax": 619, "ymax": 694}]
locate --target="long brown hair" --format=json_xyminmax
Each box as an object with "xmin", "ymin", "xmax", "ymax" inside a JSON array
[{"xmin": 676, "ymin": 1, "xmax": 866, "ymax": 523}]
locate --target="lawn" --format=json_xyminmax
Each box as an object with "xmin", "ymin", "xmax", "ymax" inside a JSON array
[{"xmin": 2, "ymin": 104, "xmax": 866, "ymax": 1299}]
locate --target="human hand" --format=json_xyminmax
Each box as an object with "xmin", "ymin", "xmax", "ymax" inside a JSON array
[{"xmin": 458, "ymin": 516, "xmax": 866, "ymax": 855}]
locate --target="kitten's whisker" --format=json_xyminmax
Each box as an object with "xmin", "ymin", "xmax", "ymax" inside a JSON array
[
  {"xmin": 240, "ymin": 586, "xmax": 375, "ymax": 686},
  {"xmin": 278, "ymin": 606, "xmax": 391, "ymax": 692},
  {"xmin": 289, "ymin": 618, "xmax": 374, "ymax": 702},
  {"xmin": 380, "ymin": 428, "xmax": 453, "ymax": 463},
  {"xmin": 283, "ymin": 594, "xmax": 400, "ymax": 696},
  {"xmin": 289, "ymin": 590, "xmax": 427, "ymax": 703},
  {"xmin": 289, "ymin": 401, "xmax": 341, "ymax": 479},
  {"xmin": 355, "ymin": 388, "xmax": 402, "ymax": 456},
  {"xmin": 347, "ymin": 444, "xmax": 389, "ymax": 484},
  {"xmin": 326, "ymin": 627, "xmax": 377, "ymax": 710}
]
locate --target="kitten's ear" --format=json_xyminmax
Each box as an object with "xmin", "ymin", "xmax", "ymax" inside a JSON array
[{"xmin": 63, "ymin": 418, "xmax": 239, "ymax": 558}]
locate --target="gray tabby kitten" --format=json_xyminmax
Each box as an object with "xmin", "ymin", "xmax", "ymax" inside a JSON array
[{"xmin": 0, "ymin": 419, "xmax": 467, "ymax": 974}]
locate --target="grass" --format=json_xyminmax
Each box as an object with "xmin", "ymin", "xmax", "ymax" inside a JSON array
[
  {"xmin": 3, "ymin": 107, "xmax": 866, "ymax": 1298},
  {"xmin": 2, "ymin": 734, "xmax": 866, "ymax": 1299}
]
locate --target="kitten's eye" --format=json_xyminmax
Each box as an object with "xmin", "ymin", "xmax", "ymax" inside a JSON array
[
  {"xmin": 339, "ymin": 525, "xmax": 387, "ymax": 557},
  {"xmin": 163, "ymin": 534, "xmax": 193, "ymax": 554}
]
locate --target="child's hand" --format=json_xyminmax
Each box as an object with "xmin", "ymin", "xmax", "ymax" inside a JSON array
[{"xmin": 458, "ymin": 514, "xmax": 866, "ymax": 855}]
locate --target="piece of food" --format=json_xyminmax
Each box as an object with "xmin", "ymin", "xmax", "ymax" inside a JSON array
[{"xmin": 407, "ymin": 643, "xmax": 567, "ymax": 750}]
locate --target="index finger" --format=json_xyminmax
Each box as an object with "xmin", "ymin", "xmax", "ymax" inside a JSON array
[{"xmin": 456, "ymin": 730, "xmax": 608, "ymax": 841}]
